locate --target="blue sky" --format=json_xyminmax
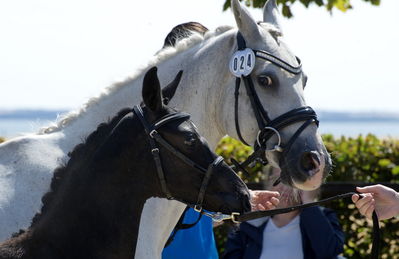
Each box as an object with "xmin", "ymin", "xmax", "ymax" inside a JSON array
[{"xmin": 0, "ymin": 0, "xmax": 398, "ymax": 112}]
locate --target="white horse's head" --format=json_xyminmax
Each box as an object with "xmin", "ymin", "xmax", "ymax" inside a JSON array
[{"xmin": 225, "ymin": 0, "xmax": 331, "ymax": 190}]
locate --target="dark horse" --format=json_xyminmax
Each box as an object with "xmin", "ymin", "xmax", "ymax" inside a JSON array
[{"xmin": 0, "ymin": 67, "xmax": 250, "ymax": 259}]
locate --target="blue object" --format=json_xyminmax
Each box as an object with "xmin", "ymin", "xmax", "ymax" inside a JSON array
[{"xmin": 162, "ymin": 208, "xmax": 218, "ymax": 259}]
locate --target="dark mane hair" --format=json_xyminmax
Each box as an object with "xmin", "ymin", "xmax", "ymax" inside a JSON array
[
  {"xmin": 163, "ymin": 22, "xmax": 208, "ymax": 48},
  {"xmin": 29, "ymin": 108, "xmax": 132, "ymax": 228}
]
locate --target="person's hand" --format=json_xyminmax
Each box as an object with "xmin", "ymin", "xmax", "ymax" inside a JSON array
[
  {"xmin": 351, "ymin": 184, "xmax": 399, "ymax": 220},
  {"xmin": 249, "ymin": 190, "xmax": 280, "ymax": 211}
]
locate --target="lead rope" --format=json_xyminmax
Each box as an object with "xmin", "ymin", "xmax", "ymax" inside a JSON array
[{"xmin": 218, "ymin": 192, "xmax": 380, "ymax": 259}]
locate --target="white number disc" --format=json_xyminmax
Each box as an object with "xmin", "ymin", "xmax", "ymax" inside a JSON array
[{"xmin": 229, "ymin": 48, "xmax": 255, "ymax": 77}]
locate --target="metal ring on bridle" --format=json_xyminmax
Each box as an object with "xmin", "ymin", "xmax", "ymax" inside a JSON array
[{"xmin": 256, "ymin": 127, "xmax": 283, "ymax": 152}]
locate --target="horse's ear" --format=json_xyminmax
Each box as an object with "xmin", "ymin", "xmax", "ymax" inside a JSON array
[
  {"xmin": 142, "ymin": 66, "xmax": 163, "ymax": 112},
  {"xmin": 231, "ymin": 0, "xmax": 261, "ymax": 41},
  {"xmin": 162, "ymin": 70, "xmax": 183, "ymax": 105},
  {"xmin": 263, "ymin": 0, "xmax": 282, "ymax": 32}
]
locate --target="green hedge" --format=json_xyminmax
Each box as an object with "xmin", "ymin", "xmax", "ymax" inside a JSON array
[{"xmin": 215, "ymin": 134, "xmax": 399, "ymax": 258}]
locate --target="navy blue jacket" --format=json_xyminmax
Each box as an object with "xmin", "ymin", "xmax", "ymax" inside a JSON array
[{"xmin": 223, "ymin": 207, "xmax": 344, "ymax": 259}]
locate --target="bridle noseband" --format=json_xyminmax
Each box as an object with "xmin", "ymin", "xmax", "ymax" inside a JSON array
[
  {"xmin": 133, "ymin": 105, "xmax": 224, "ymax": 213},
  {"xmin": 232, "ymin": 32, "xmax": 319, "ymax": 179}
]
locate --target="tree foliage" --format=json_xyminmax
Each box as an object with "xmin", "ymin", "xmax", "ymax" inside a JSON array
[{"xmin": 223, "ymin": 0, "xmax": 381, "ymax": 18}]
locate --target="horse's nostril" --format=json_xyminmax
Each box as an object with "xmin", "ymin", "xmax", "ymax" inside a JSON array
[{"xmin": 300, "ymin": 151, "xmax": 321, "ymax": 176}]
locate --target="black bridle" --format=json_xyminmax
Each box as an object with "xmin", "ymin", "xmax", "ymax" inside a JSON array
[
  {"xmin": 133, "ymin": 105, "xmax": 224, "ymax": 213},
  {"xmin": 134, "ymin": 105, "xmax": 238, "ymax": 248},
  {"xmin": 232, "ymin": 32, "xmax": 318, "ymax": 181},
  {"xmin": 228, "ymin": 32, "xmax": 380, "ymax": 258}
]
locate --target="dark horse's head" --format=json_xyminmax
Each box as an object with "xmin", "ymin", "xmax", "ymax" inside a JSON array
[{"xmin": 96, "ymin": 67, "xmax": 250, "ymax": 215}]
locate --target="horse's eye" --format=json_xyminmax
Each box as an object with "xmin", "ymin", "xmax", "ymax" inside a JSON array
[
  {"xmin": 257, "ymin": 75, "xmax": 273, "ymax": 87},
  {"xmin": 184, "ymin": 135, "xmax": 197, "ymax": 147}
]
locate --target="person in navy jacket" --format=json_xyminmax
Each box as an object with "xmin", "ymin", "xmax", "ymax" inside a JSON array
[{"xmin": 223, "ymin": 185, "xmax": 345, "ymax": 259}]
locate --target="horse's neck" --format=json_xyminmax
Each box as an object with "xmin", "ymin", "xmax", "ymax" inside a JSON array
[
  {"xmin": 135, "ymin": 198, "xmax": 186, "ymax": 259},
  {"xmin": 57, "ymin": 82, "xmax": 143, "ymax": 152},
  {"xmin": 24, "ymin": 160, "xmax": 155, "ymax": 258},
  {"xmin": 165, "ymin": 32, "xmax": 236, "ymax": 147},
  {"xmin": 54, "ymin": 30, "xmax": 235, "ymax": 152}
]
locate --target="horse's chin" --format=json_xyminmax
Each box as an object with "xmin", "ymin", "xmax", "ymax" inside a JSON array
[
  {"xmin": 205, "ymin": 192, "xmax": 251, "ymax": 215},
  {"xmin": 277, "ymin": 166, "xmax": 325, "ymax": 191},
  {"xmin": 292, "ymin": 171, "xmax": 324, "ymax": 190}
]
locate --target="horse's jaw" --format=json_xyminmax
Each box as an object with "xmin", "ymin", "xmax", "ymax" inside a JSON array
[{"xmin": 135, "ymin": 198, "xmax": 186, "ymax": 259}]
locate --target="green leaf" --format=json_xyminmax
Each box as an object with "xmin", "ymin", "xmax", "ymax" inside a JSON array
[
  {"xmin": 378, "ymin": 158, "xmax": 392, "ymax": 167},
  {"xmin": 392, "ymin": 166, "xmax": 399, "ymax": 175},
  {"xmin": 334, "ymin": 0, "xmax": 352, "ymax": 12}
]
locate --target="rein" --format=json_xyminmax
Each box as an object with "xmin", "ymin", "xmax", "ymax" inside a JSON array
[{"xmin": 204, "ymin": 191, "xmax": 380, "ymax": 259}]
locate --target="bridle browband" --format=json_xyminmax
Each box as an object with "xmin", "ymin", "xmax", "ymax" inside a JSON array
[
  {"xmin": 232, "ymin": 32, "xmax": 318, "ymax": 181},
  {"xmin": 133, "ymin": 105, "xmax": 224, "ymax": 213}
]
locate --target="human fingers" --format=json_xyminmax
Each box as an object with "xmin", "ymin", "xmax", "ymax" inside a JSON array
[
  {"xmin": 270, "ymin": 197, "xmax": 279, "ymax": 206},
  {"xmin": 356, "ymin": 185, "xmax": 380, "ymax": 194},
  {"xmin": 363, "ymin": 201, "xmax": 375, "ymax": 219},
  {"xmin": 257, "ymin": 191, "xmax": 280, "ymax": 199},
  {"xmin": 254, "ymin": 201, "xmax": 277, "ymax": 211},
  {"xmin": 263, "ymin": 201, "xmax": 276, "ymax": 210},
  {"xmin": 357, "ymin": 197, "xmax": 375, "ymax": 219},
  {"xmin": 353, "ymin": 194, "xmax": 372, "ymax": 209},
  {"xmin": 352, "ymin": 194, "xmax": 360, "ymax": 203},
  {"xmin": 256, "ymin": 203, "xmax": 266, "ymax": 211}
]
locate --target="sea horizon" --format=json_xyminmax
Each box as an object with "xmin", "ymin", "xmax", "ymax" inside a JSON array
[
  {"xmin": 0, "ymin": 109, "xmax": 399, "ymax": 139},
  {"xmin": 1, "ymin": 108, "xmax": 399, "ymax": 139}
]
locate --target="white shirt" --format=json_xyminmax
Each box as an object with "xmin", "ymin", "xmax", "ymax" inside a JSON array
[{"xmin": 260, "ymin": 215, "xmax": 303, "ymax": 259}]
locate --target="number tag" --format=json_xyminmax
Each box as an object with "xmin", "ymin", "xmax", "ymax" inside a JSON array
[{"xmin": 229, "ymin": 48, "xmax": 255, "ymax": 77}]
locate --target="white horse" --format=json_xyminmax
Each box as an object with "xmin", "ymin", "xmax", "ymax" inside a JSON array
[{"xmin": 0, "ymin": 0, "xmax": 331, "ymax": 257}]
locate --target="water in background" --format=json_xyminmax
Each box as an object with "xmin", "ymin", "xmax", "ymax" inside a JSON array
[
  {"xmin": 0, "ymin": 119, "xmax": 53, "ymax": 138},
  {"xmin": 1, "ymin": 118, "xmax": 399, "ymax": 139},
  {"xmin": 319, "ymin": 121, "xmax": 399, "ymax": 138}
]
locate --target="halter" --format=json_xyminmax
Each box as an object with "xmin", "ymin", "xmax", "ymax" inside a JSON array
[
  {"xmin": 133, "ymin": 105, "xmax": 224, "ymax": 213},
  {"xmin": 232, "ymin": 32, "xmax": 318, "ymax": 179}
]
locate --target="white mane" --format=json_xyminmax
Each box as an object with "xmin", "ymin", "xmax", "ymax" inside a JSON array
[{"xmin": 39, "ymin": 25, "xmax": 234, "ymax": 135}]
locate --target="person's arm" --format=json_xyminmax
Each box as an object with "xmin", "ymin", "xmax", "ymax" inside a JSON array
[
  {"xmin": 300, "ymin": 207, "xmax": 345, "ymax": 257},
  {"xmin": 352, "ymin": 184, "xmax": 399, "ymax": 220}
]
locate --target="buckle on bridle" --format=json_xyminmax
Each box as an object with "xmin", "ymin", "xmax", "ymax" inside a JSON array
[
  {"xmin": 149, "ymin": 129, "xmax": 158, "ymax": 138},
  {"xmin": 194, "ymin": 204, "xmax": 202, "ymax": 213}
]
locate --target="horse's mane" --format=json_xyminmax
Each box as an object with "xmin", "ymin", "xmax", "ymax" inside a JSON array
[
  {"xmin": 29, "ymin": 107, "xmax": 132, "ymax": 229},
  {"xmin": 39, "ymin": 25, "xmax": 234, "ymax": 135}
]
